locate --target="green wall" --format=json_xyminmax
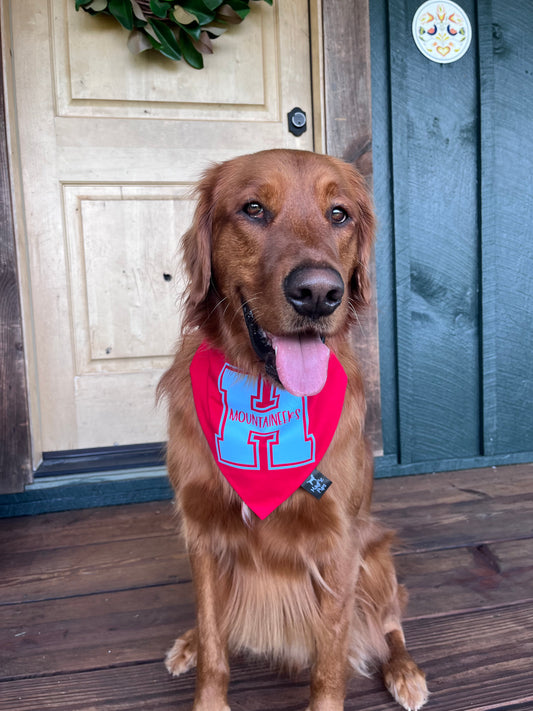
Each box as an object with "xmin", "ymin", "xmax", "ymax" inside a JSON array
[{"xmin": 371, "ymin": 0, "xmax": 533, "ymax": 476}]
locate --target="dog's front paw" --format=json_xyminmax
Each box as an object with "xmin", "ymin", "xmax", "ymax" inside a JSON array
[
  {"xmin": 165, "ymin": 628, "xmax": 197, "ymax": 677},
  {"xmin": 383, "ymin": 656, "xmax": 429, "ymax": 711}
]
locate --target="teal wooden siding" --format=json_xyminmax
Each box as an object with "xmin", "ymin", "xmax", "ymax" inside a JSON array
[{"xmin": 371, "ymin": 0, "xmax": 533, "ymax": 476}]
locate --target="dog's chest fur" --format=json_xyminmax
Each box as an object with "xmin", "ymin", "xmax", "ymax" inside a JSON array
[{"xmin": 195, "ymin": 493, "xmax": 352, "ymax": 669}]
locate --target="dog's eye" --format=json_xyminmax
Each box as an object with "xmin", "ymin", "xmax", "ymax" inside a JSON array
[
  {"xmin": 243, "ymin": 202, "xmax": 265, "ymax": 219},
  {"xmin": 330, "ymin": 206, "xmax": 349, "ymax": 224}
]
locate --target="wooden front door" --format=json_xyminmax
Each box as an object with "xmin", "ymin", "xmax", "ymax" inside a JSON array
[
  {"xmin": 371, "ymin": 0, "xmax": 533, "ymax": 475},
  {"xmin": 6, "ymin": 0, "xmax": 314, "ymax": 461}
]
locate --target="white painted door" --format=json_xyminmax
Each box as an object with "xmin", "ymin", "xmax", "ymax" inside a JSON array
[{"xmin": 5, "ymin": 0, "xmax": 314, "ymax": 459}]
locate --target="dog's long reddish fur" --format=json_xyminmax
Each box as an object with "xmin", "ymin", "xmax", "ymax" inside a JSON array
[{"xmin": 158, "ymin": 149, "xmax": 428, "ymax": 711}]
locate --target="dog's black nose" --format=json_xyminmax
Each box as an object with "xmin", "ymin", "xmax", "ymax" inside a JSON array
[{"xmin": 284, "ymin": 266, "xmax": 344, "ymax": 319}]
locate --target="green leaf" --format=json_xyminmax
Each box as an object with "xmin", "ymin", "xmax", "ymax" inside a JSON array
[
  {"xmin": 149, "ymin": 0, "xmax": 170, "ymax": 18},
  {"xmin": 87, "ymin": 0, "xmax": 108, "ymax": 10},
  {"xmin": 216, "ymin": 4, "xmax": 244, "ymax": 24},
  {"xmin": 143, "ymin": 22, "xmax": 160, "ymax": 41},
  {"xmin": 226, "ymin": 0, "xmax": 250, "ymax": 9},
  {"xmin": 192, "ymin": 30, "xmax": 214, "ymax": 54},
  {"xmin": 176, "ymin": 22, "xmax": 202, "ymax": 40},
  {"xmin": 202, "ymin": 0, "xmax": 224, "ymax": 10},
  {"xmin": 203, "ymin": 24, "xmax": 228, "ymax": 38},
  {"xmin": 75, "ymin": 0, "xmax": 271, "ymax": 67},
  {"xmin": 127, "ymin": 28, "xmax": 153, "ymax": 53},
  {"xmin": 172, "ymin": 6, "xmax": 197, "ymax": 24},
  {"xmin": 181, "ymin": 1, "xmax": 216, "ymax": 26},
  {"xmin": 179, "ymin": 32, "xmax": 204, "ymax": 69},
  {"xmin": 130, "ymin": 0, "xmax": 147, "ymax": 21},
  {"xmin": 148, "ymin": 18, "xmax": 183, "ymax": 60},
  {"xmin": 107, "ymin": 0, "xmax": 134, "ymax": 29},
  {"xmin": 224, "ymin": 0, "xmax": 251, "ymax": 19}
]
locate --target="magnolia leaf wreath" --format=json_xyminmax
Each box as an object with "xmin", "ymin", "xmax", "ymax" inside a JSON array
[{"xmin": 75, "ymin": 0, "xmax": 273, "ymax": 69}]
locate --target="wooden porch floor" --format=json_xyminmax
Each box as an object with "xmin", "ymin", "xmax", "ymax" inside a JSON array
[{"xmin": 1, "ymin": 464, "xmax": 532, "ymax": 710}]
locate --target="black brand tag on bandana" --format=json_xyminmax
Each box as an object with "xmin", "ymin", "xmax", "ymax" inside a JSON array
[{"xmin": 301, "ymin": 470, "xmax": 332, "ymax": 499}]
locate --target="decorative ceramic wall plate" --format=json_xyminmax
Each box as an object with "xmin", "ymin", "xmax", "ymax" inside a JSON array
[{"xmin": 412, "ymin": 1, "xmax": 472, "ymax": 64}]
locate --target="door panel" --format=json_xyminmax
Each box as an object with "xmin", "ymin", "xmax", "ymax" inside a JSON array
[
  {"xmin": 63, "ymin": 185, "xmax": 191, "ymax": 374},
  {"xmin": 56, "ymin": 2, "xmax": 278, "ymax": 119},
  {"xmin": 8, "ymin": 0, "xmax": 314, "ymax": 456}
]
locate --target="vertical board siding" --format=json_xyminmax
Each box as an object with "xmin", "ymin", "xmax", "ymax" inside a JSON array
[
  {"xmin": 372, "ymin": 0, "xmax": 533, "ymax": 473},
  {"xmin": 388, "ymin": 0, "xmax": 481, "ymax": 463},
  {"xmin": 489, "ymin": 0, "xmax": 533, "ymax": 455},
  {"xmin": 370, "ymin": 0, "xmax": 399, "ymax": 457},
  {"xmin": 386, "ymin": 0, "xmax": 414, "ymax": 463},
  {"xmin": 478, "ymin": 0, "xmax": 498, "ymax": 457}
]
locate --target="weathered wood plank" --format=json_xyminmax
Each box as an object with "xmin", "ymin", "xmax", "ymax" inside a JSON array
[
  {"xmin": 396, "ymin": 602, "xmax": 533, "ymax": 711},
  {"xmin": 0, "ymin": 19, "xmax": 31, "ymax": 494},
  {"xmin": 323, "ymin": 0, "xmax": 373, "ymax": 177},
  {"xmin": 0, "ymin": 662, "xmax": 186, "ymax": 711},
  {"xmin": 0, "ymin": 466, "xmax": 531, "ymax": 709},
  {"xmin": 400, "ymin": 538, "xmax": 533, "ymax": 618},
  {"xmin": 2, "ymin": 464, "xmax": 529, "ymax": 556},
  {"xmin": 0, "ymin": 585, "xmax": 194, "ymax": 680},
  {"xmin": 2, "ymin": 537, "xmax": 531, "ymax": 680},
  {"xmin": 1, "ymin": 602, "xmax": 532, "ymax": 711},
  {"xmin": 0, "ymin": 534, "xmax": 189, "ymax": 605},
  {"xmin": 373, "ymin": 464, "xmax": 533, "ymax": 551},
  {"xmin": 2, "ymin": 530, "xmax": 531, "ymax": 627},
  {"xmin": 1, "ymin": 466, "xmax": 531, "ymax": 608},
  {"xmin": 322, "ymin": 0, "xmax": 383, "ymax": 455},
  {"xmin": 0, "ymin": 501, "xmax": 177, "ymax": 553}
]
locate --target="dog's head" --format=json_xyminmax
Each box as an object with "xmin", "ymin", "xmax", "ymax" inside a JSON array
[{"xmin": 181, "ymin": 149, "xmax": 375, "ymax": 396}]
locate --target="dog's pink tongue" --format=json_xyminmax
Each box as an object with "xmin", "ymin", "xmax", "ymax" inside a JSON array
[{"xmin": 271, "ymin": 334, "xmax": 330, "ymax": 397}]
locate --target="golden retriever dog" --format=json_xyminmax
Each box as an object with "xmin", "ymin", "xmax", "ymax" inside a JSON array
[{"xmin": 158, "ymin": 149, "xmax": 428, "ymax": 711}]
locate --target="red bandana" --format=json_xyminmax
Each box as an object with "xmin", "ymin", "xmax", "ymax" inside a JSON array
[{"xmin": 190, "ymin": 343, "xmax": 347, "ymax": 519}]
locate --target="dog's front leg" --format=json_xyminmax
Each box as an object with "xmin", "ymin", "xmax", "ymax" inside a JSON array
[
  {"xmin": 189, "ymin": 549, "xmax": 230, "ymax": 711},
  {"xmin": 307, "ymin": 553, "xmax": 359, "ymax": 711}
]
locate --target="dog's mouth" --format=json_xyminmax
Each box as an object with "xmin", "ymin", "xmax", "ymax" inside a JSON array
[{"xmin": 242, "ymin": 302, "xmax": 330, "ymax": 397}]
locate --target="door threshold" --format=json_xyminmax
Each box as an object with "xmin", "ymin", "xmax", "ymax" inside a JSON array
[
  {"xmin": 0, "ymin": 465, "xmax": 172, "ymax": 518},
  {"xmin": 30, "ymin": 464, "xmax": 168, "ymax": 488},
  {"xmin": 35, "ymin": 443, "xmax": 166, "ymax": 477}
]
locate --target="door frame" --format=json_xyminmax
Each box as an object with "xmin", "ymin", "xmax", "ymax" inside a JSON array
[
  {"xmin": 0, "ymin": 0, "xmax": 376, "ymax": 493},
  {"xmin": 0, "ymin": 17, "xmax": 31, "ymax": 494}
]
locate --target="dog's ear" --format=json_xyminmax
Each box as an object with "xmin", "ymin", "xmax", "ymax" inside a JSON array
[
  {"xmin": 182, "ymin": 164, "xmax": 220, "ymax": 317},
  {"xmin": 347, "ymin": 168, "xmax": 376, "ymax": 307}
]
